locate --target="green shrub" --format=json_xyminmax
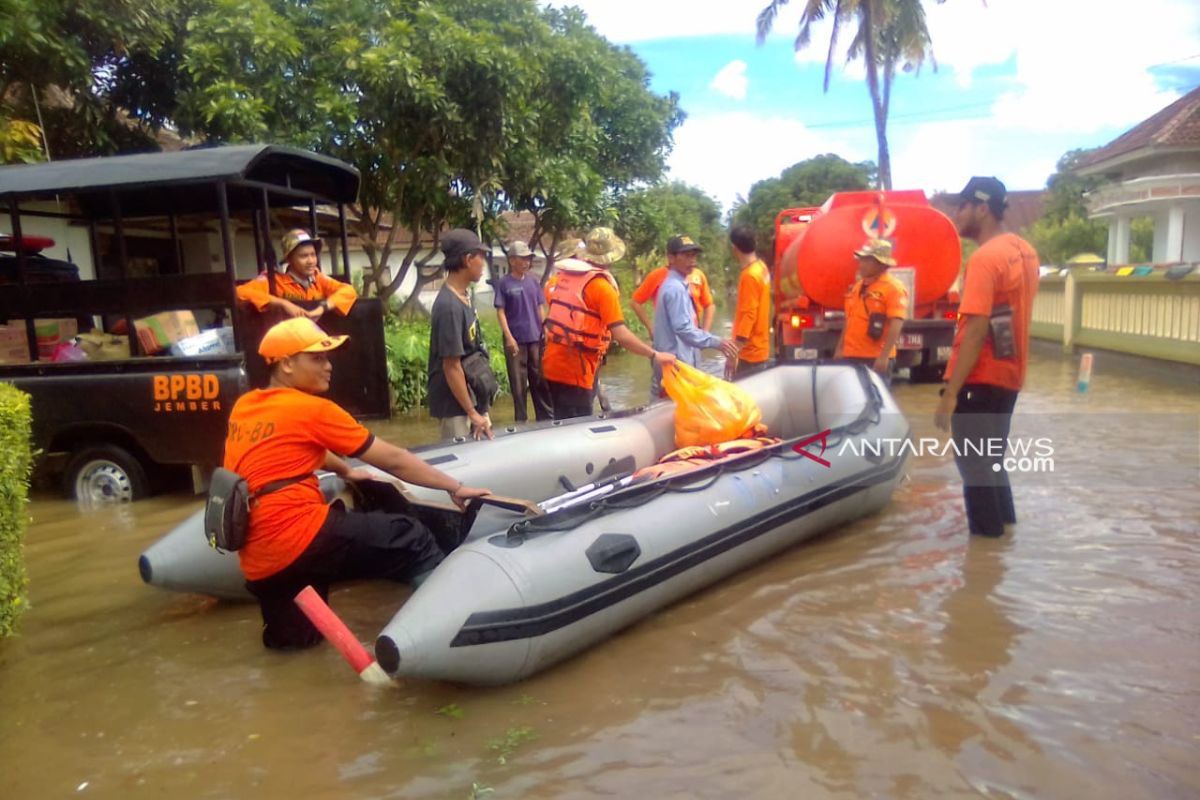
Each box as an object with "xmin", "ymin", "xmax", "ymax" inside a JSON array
[
  {"xmin": 383, "ymin": 311, "xmax": 511, "ymax": 414},
  {"xmin": 0, "ymin": 384, "xmax": 32, "ymax": 638}
]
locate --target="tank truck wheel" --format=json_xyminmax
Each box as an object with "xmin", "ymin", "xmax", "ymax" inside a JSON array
[{"xmin": 64, "ymin": 444, "xmax": 150, "ymax": 503}]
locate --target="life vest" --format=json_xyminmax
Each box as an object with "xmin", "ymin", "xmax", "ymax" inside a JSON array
[
  {"xmin": 634, "ymin": 435, "xmax": 780, "ymax": 481},
  {"xmin": 544, "ymin": 259, "xmax": 619, "ymax": 355}
]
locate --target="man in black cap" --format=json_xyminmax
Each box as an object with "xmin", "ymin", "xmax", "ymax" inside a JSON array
[
  {"xmin": 935, "ymin": 177, "xmax": 1040, "ymax": 538},
  {"xmin": 428, "ymin": 228, "xmax": 497, "ymax": 441}
]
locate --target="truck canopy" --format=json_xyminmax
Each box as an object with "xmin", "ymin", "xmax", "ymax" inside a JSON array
[{"xmin": 0, "ymin": 144, "xmax": 360, "ymax": 217}]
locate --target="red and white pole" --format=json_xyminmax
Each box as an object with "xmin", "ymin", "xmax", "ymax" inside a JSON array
[{"xmin": 294, "ymin": 585, "xmax": 393, "ymax": 686}]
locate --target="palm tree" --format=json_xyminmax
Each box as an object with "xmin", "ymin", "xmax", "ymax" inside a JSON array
[{"xmin": 756, "ymin": 0, "xmax": 939, "ymax": 190}]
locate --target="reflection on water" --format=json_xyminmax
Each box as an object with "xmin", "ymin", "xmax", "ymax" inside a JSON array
[{"xmin": 1, "ymin": 346, "xmax": 1198, "ymax": 799}]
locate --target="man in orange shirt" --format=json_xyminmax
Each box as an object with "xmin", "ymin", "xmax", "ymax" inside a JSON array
[
  {"xmin": 224, "ymin": 317, "xmax": 489, "ymax": 650},
  {"xmin": 236, "ymin": 229, "xmax": 358, "ymax": 320},
  {"xmin": 631, "ymin": 263, "xmax": 715, "ymax": 336},
  {"xmin": 543, "ymin": 227, "xmax": 675, "ymax": 419},
  {"xmin": 833, "ymin": 238, "xmax": 909, "ymax": 383},
  {"xmin": 934, "ymin": 176, "xmax": 1040, "ymax": 538},
  {"xmin": 728, "ymin": 224, "xmax": 772, "ymax": 379}
]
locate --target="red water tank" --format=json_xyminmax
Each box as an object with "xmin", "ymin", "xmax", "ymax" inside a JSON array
[{"xmin": 778, "ymin": 191, "xmax": 961, "ymax": 311}]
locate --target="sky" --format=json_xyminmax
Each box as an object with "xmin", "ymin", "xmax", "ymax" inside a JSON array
[{"xmin": 544, "ymin": 0, "xmax": 1200, "ymax": 212}]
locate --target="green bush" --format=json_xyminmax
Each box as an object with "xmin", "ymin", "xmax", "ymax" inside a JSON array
[
  {"xmin": 383, "ymin": 311, "xmax": 511, "ymax": 414},
  {"xmin": 0, "ymin": 384, "xmax": 32, "ymax": 638}
]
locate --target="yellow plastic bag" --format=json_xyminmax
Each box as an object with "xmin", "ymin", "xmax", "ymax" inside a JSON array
[{"xmin": 662, "ymin": 362, "xmax": 763, "ymax": 448}]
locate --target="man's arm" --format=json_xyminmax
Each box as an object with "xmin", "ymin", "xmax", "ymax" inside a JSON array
[
  {"xmin": 356, "ymin": 437, "xmax": 490, "ymax": 509},
  {"xmin": 934, "ymin": 315, "xmax": 989, "ymax": 431},
  {"xmin": 443, "ymin": 356, "xmax": 492, "ymax": 438},
  {"xmin": 236, "ymin": 277, "xmax": 308, "ymax": 318},
  {"xmin": 312, "ymin": 273, "xmax": 358, "ymax": 316},
  {"xmin": 665, "ymin": 286, "xmax": 721, "ymax": 350},
  {"xmin": 609, "ymin": 323, "xmax": 676, "ymax": 366},
  {"xmin": 496, "ymin": 308, "xmax": 517, "ymax": 354},
  {"xmin": 632, "ymin": 301, "xmax": 653, "ymax": 336},
  {"xmin": 701, "ymin": 302, "xmax": 715, "ymax": 332},
  {"xmin": 875, "ymin": 318, "xmax": 904, "ymax": 374}
]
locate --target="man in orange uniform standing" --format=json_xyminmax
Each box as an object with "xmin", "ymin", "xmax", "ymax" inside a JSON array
[
  {"xmin": 833, "ymin": 238, "xmax": 909, "ymax": 383},
  {"xmin": 728, "ymin": 224, "xmax": 772, "ymax": 379},
  {"xmin": 631, "ymin": 262, "xmax": 715, "ymax": 336},
  {"xmin": 236, "ymin": 229, "xmax": 358, "ymax": 320},
  {"xmin": 224, "ymin": 317, "xmax": 489, "ymax": 649},
  {"xmin": 934, "ymin": 176, "xmax": 1040, "ymax": 538},
  {"xmin": 542, "ymin": 226, "xmax": 676, "ymax": 420}
]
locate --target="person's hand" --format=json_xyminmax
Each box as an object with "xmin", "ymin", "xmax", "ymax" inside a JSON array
[
  {"xmin": 718, "ymin": 339, "xmax": 740, "ymax": 361},
  {"xmin": 469, "ymin": 410, "xmax": 494, "ymax": 440},
  {"xmin": 652, "ymin": 351, "xmax": 676, "ymax": 368},
  {"xmin": 279, "ymin": 299, "xmax": 308, "ymax": 318},
  {"xmin": 504, "ymin": 335, "xmax": 518, "ymax": 355},
  {"xmin": 449, "ymin": 482, "xmax": 491, "ymax": 511},
  {"xmin": 342, "ymin": 467, "xmax": 375, "ymax": 483},
  {"xmin": 305, "ymin": 302, "xmax": 328, "ymax": 320},
  {"xmin": 934, "ymin": 389, "xmax": 956, "ymax": 432},
  {"xmin": 872, "ymin": 354, "xmax": 890, "ymax": 376}
]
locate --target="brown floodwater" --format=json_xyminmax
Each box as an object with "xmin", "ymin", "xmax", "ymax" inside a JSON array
[{"xmin": 1, "ymin": 344, "xmax": 1197, "ymax": 799}]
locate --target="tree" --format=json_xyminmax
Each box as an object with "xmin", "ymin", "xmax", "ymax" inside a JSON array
[
  {"xmin": 755, "ymin": 0, "xmax": 942, "ymax": 190},
  {"xmin": 731, "ymin": 153, "xmax": 875, "ymax": 263},
  {"xmin": 1024, "ymin": 147, "xmax": 1152, "ymax": 264},
  {"xmin": 500, "ymin": 6, "xmax": 681, "ymax": 281},
  {"xmin": 614, "ymin": 182, "xmax": 727, "ymax": 289},
  {"xmin": 0, "ymin": 0, "xmax": 180, "ymax": 161}
]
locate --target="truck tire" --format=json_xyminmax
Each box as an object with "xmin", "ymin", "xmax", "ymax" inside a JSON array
[{"xmin": 64, "ymin": 444, "xmax": 150, "ymax": 503}]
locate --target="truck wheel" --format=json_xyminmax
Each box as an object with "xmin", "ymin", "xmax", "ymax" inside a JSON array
[{"xmin": 64, "ymin": 445, "xmax": 150, "ymax": 503}]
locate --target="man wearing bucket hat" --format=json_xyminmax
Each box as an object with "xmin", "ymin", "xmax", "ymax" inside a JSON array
[
  {"xmin": 935, "ymin": 176, "xmax": 1040, "ymax": 539},
  {"xmin": 543, "ymin": 226, "xmax": 675, "ymax": 419},
  {"xmin": 833, "ymin": 237, "xmax": 909, "ymax": 382},
  {"xmin": 224, "ymin": 317, "xmax": 490, "ymax": 650},
  {"xmin": 494, "ymin": 241, "xmax": 552, "ymax": 423},
  {"xmin": 649, "ymin": 235, "xmax": 738, "ymax": 401},
  {"xmin": 236, "ymin": 229, "xmax": 358, "ymax": 320}
]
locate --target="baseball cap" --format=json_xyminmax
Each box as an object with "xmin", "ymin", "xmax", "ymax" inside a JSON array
[
  {"xmin": 579, "ymin": 227, "xmax": 627, "ymax": 265},
  {"xmin": 854, "ymin": 238, "xmax": 897, "ymax": 267},
  {"xmin": 667, "ymin": 235, "xmax": 703, "ymax": 255},
  {"xmin": 508, "ymin": 241, "xmax": 534, "ymax": 258},
  {"xmin": 440, "ymin": 228, "xmax": 490, "ymax": 266},
  {"xmin": 280, "ymin": 229, "xmax": 322, "ymax": 262},
  {"xmin": 957, "ymin": 176, "xmax": 1007, "ymax": 211},
  {"xmin": 258, "ymin": 318, "xmax": 348, "ymax": 362}
]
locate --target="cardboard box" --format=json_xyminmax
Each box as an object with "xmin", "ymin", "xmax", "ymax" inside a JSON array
[
  {"xmin": 133, "ymin": 310, "xmax": 199, "ymax": 355},
  {"xmin": 0, "ymin": 318, "xmax": 80, "ymax": 363},
  {"xmin": 168, "ymin": 327, "xmax": 235, "ymax": 357}
]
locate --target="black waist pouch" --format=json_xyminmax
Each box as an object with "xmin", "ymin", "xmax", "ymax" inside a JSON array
[
  {"xmin": 989, "ymin": 304, "xmax": 1016, "ymax": 360},
  {"xmin": 461, "ymin": 349, "xmax": 500, "ymax": 409},
  {"xmin": 867, "ymin": 312, "xmax": 886, "ymax": 340}
]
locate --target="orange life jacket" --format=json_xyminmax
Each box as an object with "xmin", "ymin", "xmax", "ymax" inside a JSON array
[
  {"xmin": 634, "ymin": 435, "xmax": 780, "ymax": 481},
  {"xmin": 544, "ymin": 263, "xmax": 619, "ymax": 356}
]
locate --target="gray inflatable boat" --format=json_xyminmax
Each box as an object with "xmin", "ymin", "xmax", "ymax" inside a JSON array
[{"xmin": 139, "ymin": 364, "xmax": 909, "ymax": 683}]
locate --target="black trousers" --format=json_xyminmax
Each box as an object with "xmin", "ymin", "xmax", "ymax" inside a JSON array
[
  {"xmin": 950, "ymin": 383, "xmax": 1020, "ymax": 537},
  {"xmin": 733, "ymin": 359, "xmax": 769, "ymax": 379},
  {"xmin": 245, "ymin": 504, "xmax": 444, "ymax": 650},
  {"xmin": 503, "ymin": 340, "xmax": 553, "ymax": 422},
  {"xmin": 547, "ymin": 379, "xmax": 595, "ymax": 420}
]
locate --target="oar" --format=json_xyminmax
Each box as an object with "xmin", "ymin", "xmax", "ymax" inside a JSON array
[{"xmin": 293, "ymin": 585, "xmax": 393, "ymax": 686}]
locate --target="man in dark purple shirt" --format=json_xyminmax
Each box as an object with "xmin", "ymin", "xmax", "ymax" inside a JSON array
[{"xmin": 494, "ymin": 241, "xmax": 552, "ymax": 422}]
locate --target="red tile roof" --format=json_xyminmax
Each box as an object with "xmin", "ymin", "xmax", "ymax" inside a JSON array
[{"xmin": 1074, "ymin": 86, "xmax": 1200, "ymax": 171}]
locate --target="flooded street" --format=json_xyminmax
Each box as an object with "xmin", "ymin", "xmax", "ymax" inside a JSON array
[{"xmin": 2, "ymin": 344, "xmax": 1198, "ymax": 799}]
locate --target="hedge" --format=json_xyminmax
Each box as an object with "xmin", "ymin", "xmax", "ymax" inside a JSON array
[{"xmin": 0, "ymin": 384, "xmax": 32, "ymax": 638}]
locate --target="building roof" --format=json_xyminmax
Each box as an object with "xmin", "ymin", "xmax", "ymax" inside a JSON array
[{"xmin": 1074, "ymin": 87, "xmax": 1200, "ymax": 173}]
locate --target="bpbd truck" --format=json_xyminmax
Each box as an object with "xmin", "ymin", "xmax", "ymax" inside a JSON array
[
  {"xmin": 0, "ymin": 145, "xmax": 389, "ymax": 502},
  {"xmin": 773, "ymin": 190, "xmax": 962, "ymax": 381}
]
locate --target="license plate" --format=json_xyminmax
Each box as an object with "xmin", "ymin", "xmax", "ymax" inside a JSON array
[
  {"xmin": 898, "ymin": 333, "xmax": 923, "ymax": 349},
  {"xmin": 794, "ymin": 347, "xmax": 819, "ymax": 360}
]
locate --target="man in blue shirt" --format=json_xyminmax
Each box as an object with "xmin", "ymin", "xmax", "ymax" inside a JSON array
[
  {"xmin": 650, "ymin": 235, "xmax": 738, "ymax": 401},
  {"xmin": 494, "ymin": 241, "xmax": 553, "ymax": 422}
]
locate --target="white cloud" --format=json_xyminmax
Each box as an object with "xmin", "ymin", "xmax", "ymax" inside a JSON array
[
  {"xmin": 665, "ymin": 111, "xmax": 869, "ymax": 211},
  {"xmin": 709, "ymin": 60, "xmax": 749, "ymax": 100},
  {"xmin": 890, "ymin": 118, "xmax": 1060, "ymax": 193},
  {"xmin": 542, "ymin": 0, "xmax": 811, "ymax": 43}
]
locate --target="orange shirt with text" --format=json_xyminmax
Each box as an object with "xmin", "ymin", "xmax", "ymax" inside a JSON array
[
  {"xmin": 733, "ymin": 259, "xmax": 771, "ymax": 363},
  {"xmin": 223, "ymin": 388, "xmax": 372, "ymax": 580},
  {"xmin": 842, "ymin": 271, "xmax": 909, "ymax": 358},
  {"xmin": 236, "ymin": 270, "xmax": 358, "ymax": 315},
  {"xmin": 632, "ymin": 266, "xmax": 714, "ymax": 318}
]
